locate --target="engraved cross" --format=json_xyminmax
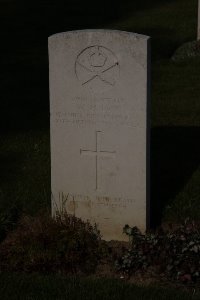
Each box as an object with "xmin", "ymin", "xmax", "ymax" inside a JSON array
[{"xmin": 80, "ymin": 131, "xmax": 116, "ymax": 190}]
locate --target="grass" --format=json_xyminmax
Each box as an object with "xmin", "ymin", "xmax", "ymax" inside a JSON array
[
  {"xmin": 0, "ymin": 130, "xmax": 50, "ymax": 215},
  {"xmin": 164, "ymin": 167, "xmax": 200, "ymax": 222},
  {"xmin": 152, "ymin": 58, "xmax": 200, "ymax": 127},
  {"xmin": 0, "ymin": 272, "xmax": 199, "ymax": 300}
]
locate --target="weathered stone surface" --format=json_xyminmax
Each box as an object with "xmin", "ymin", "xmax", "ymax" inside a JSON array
[{"xmin": 49, "ymin": 30, "xmax": 150, "ymax": 241}]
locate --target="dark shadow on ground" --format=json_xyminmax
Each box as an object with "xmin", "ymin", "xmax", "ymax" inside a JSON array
[{"xmin": 150, "ymin": 126, "xmax": 200, "ymax": 227}]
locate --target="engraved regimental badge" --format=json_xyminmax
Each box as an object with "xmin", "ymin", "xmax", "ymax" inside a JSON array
[{"xmin": 75, "ymin": 45, "xmax": 120, "ymax": 91}]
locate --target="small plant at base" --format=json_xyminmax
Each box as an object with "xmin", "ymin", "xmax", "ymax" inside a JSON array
[
  {"xmin": 0, "ymin": 211, "xmax": 102, "ymax": 275},
  {"xmin": 115, "ymin": 220, "xmax": 200, "ymax": 284}
]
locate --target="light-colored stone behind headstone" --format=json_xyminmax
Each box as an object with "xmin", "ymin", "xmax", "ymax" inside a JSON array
[{"xmin": 49, "ymin": 30, "xmax": 150, "ymax": 241}]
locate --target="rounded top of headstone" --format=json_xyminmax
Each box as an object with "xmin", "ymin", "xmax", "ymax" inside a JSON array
[{"xmin": 48, "ymin": 29, "xmax": 150, "ymax": 42}]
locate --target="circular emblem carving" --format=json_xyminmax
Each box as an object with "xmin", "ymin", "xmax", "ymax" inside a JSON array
[{"xmin": 75, "ymin": 45, "xmax": 120, "ymax": 90}]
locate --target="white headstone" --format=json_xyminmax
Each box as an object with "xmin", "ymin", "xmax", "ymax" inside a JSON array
[{"xmin": 49, "ymin": 30, "xmax": 150, "ymax": 241}]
